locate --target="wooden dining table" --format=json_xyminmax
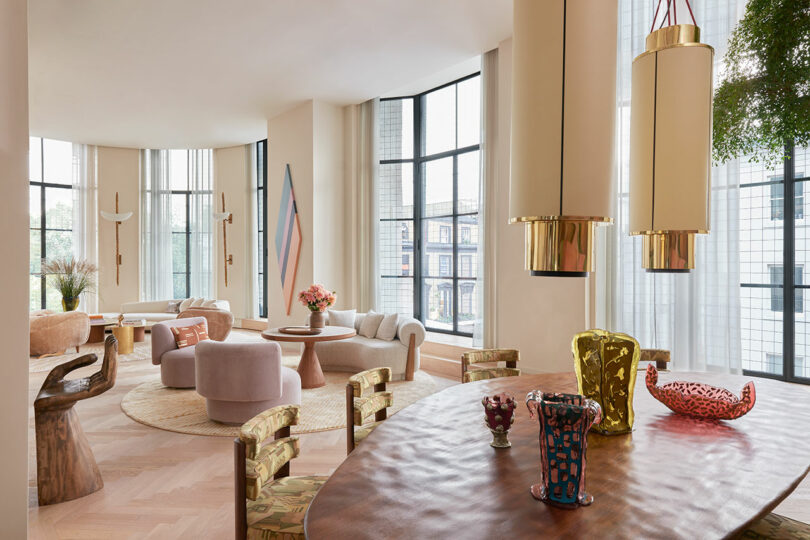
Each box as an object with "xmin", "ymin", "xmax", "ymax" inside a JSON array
[{"xmin": 304, "ymin": 371, "xmax": 810, "ymax": 539}]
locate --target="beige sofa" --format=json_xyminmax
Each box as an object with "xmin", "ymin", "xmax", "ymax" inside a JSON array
[
  {"xmin": 119, "ymin": 299, "xmax": 231, "ymax": 323},
  {"xmin": 314, "ymin": 312, "xmax": 425, "ymax": 381}
]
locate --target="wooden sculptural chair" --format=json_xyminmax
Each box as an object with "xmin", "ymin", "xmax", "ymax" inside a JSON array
[
  {"xmin": 34, "ymin": 335, "xmax": 118, "ymax": 505},
  {"xmin": 234, "ymin": 404, "xmax": 329, "ymax": 539},
  {"xmin": 461, "ymin": 349, "xmax": 520, "ymax": 383},
  {"xmin": 345, "ymin": 367, "xmax": 393, "ymax": 454}
]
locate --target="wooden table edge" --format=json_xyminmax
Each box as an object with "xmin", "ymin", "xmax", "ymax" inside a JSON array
[{"xmin": 260, "ymin": 327, "xmax": 356, "ymax": 343}]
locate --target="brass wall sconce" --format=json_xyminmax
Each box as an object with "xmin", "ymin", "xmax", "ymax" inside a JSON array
[
  {"xmin": 213, "ymin": 192, "xmax": 233, "ymax": 286},
  {"xmin": 100, "ymin": 192, "xmax": 133, "ymax": 286}
]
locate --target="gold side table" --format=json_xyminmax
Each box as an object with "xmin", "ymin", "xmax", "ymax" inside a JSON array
[{"xmin": 110, "ymin": 326, "xmax": 134, "ymax": 354}]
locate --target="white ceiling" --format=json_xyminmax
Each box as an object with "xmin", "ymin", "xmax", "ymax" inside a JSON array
[{"xmin": 28, "ymin": 0, "xmax": 512, "ymax": 149}]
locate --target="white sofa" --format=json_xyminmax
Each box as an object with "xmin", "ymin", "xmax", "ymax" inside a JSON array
[
  {"xmin": 119, "ymin": 299, "xmax": 231, "ymax": 323},
  {"xmin": 314, "ymin": 312, "xmax": 426, "ymax": 381}
]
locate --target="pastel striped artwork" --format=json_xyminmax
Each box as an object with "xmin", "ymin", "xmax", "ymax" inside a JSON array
[{"xmin": 275, "ymin": 164, "xmax": 302, "ymax": 315}]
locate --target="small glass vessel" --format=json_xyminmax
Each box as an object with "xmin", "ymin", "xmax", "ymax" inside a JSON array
[
  {"xmin": 482, "ymin": 393, "xmax": 516, "ymax": 448},
  {"xmin": 526, "ymin": 391, "xmax": 602, "ymax": 509}
]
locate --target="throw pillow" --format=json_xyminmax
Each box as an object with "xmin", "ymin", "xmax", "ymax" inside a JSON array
[
  {"xmin": 170, "ymin": 322, "xmax": 209, "ymax": 349},
  {"xmin": 166, "ymin": 300, "xmax": 181, "ymax": 314},
  {"xmin": 329, "ymin": 309, "xmax": 356, "ymax": 328},
  {"xmin": 202, "ymin": 299, "xmax": 218, "ymax": 308},
  {"xmin": 179, "ymin": 297, "xmax": 195, "ymax": 312},
  {"xmin": 359, "ymin": 310, "xmax": 384, "ymax": 338},
  {"xmin": 190, "ymin": 297, "xmax": 206, "ymax": 308},
  {"xmin": 376, "ymin": 313, "xmax": 399, "ymax": 341}
]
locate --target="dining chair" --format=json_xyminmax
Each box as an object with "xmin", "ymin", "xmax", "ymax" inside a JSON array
[
  {"xmin": 345, "ymin": 367, "xmax": 393, "ymax": 454},
  {"xmin": 234, "ymin": 405, "xmax": 328, "ymax": 539},
  {"xmin": 461, "ymin": 349, "xmax": 521, "ymax": 383}
]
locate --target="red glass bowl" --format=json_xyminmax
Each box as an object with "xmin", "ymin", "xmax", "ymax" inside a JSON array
[{"xmin": 645, "ymin": 364, "xmax": 756, "ymax": 420}]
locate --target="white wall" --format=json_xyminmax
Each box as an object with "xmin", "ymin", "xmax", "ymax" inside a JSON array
[
  {"xmin": 265, "ymin": 101, "xmax": 347, "ymax": 329},
  {"xmin": 312, "ymin": 102, "xmax": 347, "ymax": 306},
  {"xmin": 267, "ymin": 102, "xmax": 316, "ymax": 327},
  {"xmin": 213, "ymin": 145, "xmax": 252, "ymax": 320},
  {"xmin": 493, "ymin": 38, "xmax": 589, "ymax": 373},
  {"xmin": 97, "ymin": 146, "xmax": 141, "ymax": 312},
  {"xmin": 0, "ymin": 0, "xmax": 30, "ymax": 534}
]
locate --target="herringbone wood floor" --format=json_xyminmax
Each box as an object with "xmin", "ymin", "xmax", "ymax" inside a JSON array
[
  {"xmin": 26, "ymin": 333, "xmax": 810, "ymax": 539},
  {"xmin": 26, "ymin": 336, "xmax": 455, "ymax": 540}
]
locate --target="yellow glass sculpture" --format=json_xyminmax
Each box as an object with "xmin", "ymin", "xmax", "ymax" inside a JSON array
[{"xmin": 572, "ymin": 329, "xmax": 640, "ymax": 435}]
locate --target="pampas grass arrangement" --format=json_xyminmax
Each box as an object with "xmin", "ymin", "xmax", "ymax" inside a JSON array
[{"xmin": 41, "ymin": 257, "xmax": 97, "ymax": 310}]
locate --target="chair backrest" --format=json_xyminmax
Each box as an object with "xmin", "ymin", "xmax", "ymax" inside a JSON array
[
  {"xmin": 151, "ymin": 317, "xmax": 207, "ymax": 365},
  {"xmin": 178, "ymin": 307, "xmax": 234, "ymax": 341},
  {"xmin": 234, "ymin": 404, "xmax": 301, "ymax": 538},
  {"xmin": 461, "ymin": 349, "xmax": 521, "ymax": 383},
  {"xmin": 346, "ymin": 367, "xmax": 393, "ymax": 454},
  {"xmin": 195, "ymin": 340, "xmax": 282, "ymax": 401}
]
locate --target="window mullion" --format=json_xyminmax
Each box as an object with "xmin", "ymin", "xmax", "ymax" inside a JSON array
[
  {"xmin": 784, "ymin": 142, "xmax": 796, "ymax": 380},
  {"xmin": 40, "ymin": 138, "xmax": 46, "ymax": 309},
  {"xmin": 414, "ymin": 95, "xmax": 423, "ymax": 322}
]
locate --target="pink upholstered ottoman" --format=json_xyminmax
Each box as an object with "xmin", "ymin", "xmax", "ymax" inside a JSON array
[{"xmin": 195, "ymin": 340, "xmax": 301, "ymax": 424}]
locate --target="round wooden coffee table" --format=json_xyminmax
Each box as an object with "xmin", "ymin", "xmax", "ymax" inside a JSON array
[
  {"xmin": 305, "ymin": 371, "xmax": 810, "ymax": 538},
  {"xmin": 261, "ymin": 326, "xmax": 356, "ymax": 389}
]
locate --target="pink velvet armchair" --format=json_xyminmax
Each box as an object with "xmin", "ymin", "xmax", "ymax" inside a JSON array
[
  {"xmin": 151, "ymin": 317, "xmax": 207, "ymax": 388},
  {"xmin": 195, "ymin": 340, "xmax": 301, "ymax": 424}
]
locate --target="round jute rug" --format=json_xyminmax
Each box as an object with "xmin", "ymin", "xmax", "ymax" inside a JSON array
[{"xmin": 120, "ymin": 365, "xmax": 437, "ymax": 436}]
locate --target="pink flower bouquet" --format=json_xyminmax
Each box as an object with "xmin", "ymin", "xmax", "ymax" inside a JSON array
[{"xmin": 298, "ymin": 284, "xmax": 336, "ymax": 312}]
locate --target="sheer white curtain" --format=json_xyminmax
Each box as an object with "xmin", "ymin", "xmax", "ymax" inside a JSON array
[
  {"xmin": 604, "ymin": 0, "xmax": 746, "ymax": 372},
  {"xmin": 72, "ymin": 143, "xmax": 98, "ymax": 312},
  {"xmin": 188, "ymin": 149, "xmax": 213, "ymax": 298},
  {"xmin": 140, "ymin": 149, "xmax": 174, "ymax": 300},
  {"xmin": 476, "ymin": 49, "xmax": 498, "ymax": 348},
  {"xmin": 347, "ymin": 99, "xmax": 379, "ymax": 312}
]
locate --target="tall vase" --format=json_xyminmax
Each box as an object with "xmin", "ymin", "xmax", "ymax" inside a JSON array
[
  {"xmin": 309, "ymin": 310, "xmax": 326, "ymax": 329},
  {"xmin": 62, "ymin": 297, "xmax": 79, "ymax": 312},
  {"xmin": 526, "ymin": 391, "xmax": 602, "ymax": 508},
  {"xmin": 571, "ymin": 329, "xmax": 640, "ymax": 435}
]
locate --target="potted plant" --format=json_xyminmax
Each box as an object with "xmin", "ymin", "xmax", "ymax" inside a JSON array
[
  {"xmin": 298, "ymin": 284, "xmax": 336, "ymax": 329},
  {"xmin": 713, "ymin": 0, "xmax": 810, "ymax": 166},
  {"xmin": 42, "ymin": 257, "xmax": 97, "ymax": 312}
]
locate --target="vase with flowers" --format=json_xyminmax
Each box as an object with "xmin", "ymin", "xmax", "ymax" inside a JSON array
[
  {"xmin": 298, "ymin": 284, "xmax": 336, "ymax": 329},
  {"xmin": 41, "ymin": 257, "xmax": 97, "ymax": 312}
]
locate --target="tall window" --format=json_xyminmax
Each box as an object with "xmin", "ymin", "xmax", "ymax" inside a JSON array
[
  {"xmin": 142, "ymin": 149, "xmax": 213, "ymax": 300},
  {"xmin": 741, "ymin": 145, "xmax": 810, "ymax": 382},
  {"xmin": 29, "ymin": 137, "xmax": 75, "ymax": 310},
  {"xmin": 256, "ymin": 139, "xmax": 268, "ymax": 318},
  {"xmin": 378, "ymin": 73, "xmax": 481, "ymax": 336}
]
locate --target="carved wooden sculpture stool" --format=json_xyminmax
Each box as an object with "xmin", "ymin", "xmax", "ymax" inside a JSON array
[{"xmin": 34, "ymin": 335, "xmax": 118, "ymax": 505}]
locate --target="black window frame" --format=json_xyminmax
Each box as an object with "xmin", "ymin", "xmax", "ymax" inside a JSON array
[
  {"xmin": 257, "ymin": 139, "xmax": 268, "ymax": 318},
  {"xmin": 742, "ymin": 143, "xmax": 810, "ymax": 384},
  {"xmin": 171, "ymin": 190, "xmax": 192, "ymax": 299},
  {"xmin": 29, "ymin": 137, "xmax": 74, "ymax": 310},
  {"xmin": 380, "ymin": 71, "xmax": 481, "ymax": 337}
]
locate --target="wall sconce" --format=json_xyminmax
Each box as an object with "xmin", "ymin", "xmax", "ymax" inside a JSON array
[
  {"xmin": 213, "ymin": 192, "xmax": 233, "ymax": 286},
  {"xmin": 100, "ymin": 191, "xmax": 133, "ymax": 286}
]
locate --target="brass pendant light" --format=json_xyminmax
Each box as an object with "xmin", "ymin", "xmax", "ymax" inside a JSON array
[
  {"xmin": 509, "ymin": 0, "xmax": 619, "ymax": 277},
  {"xmin": 629, "ymin": 1, "xmax": 714, "ymax": 272}
]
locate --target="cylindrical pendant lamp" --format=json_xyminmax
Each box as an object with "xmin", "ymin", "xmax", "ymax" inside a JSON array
[
  {"xmin": 509, "ymin": 0, "xmax": 618, "ymax": 277},
  {"xmin": 629, "ymin": 23, "xmax": 713, "ymax": 272}
]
